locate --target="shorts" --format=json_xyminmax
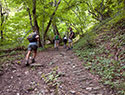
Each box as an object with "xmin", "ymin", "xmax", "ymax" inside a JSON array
[
  {"xmin": 55, "ymin": 40, "xmax": 59, "ymax": 44},
  {"xmin": 28, "ymin": 42, "xmax": 38, "ymax": 51},
  {"xmin": 68, "ymin": 38, "xmax": 72, "ymax": 43}
]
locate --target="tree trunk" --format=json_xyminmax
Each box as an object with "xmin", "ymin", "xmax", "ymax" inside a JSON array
[
  {"xmin": 43, "ymin": 0, "xmax": 61, "ymax": 45},
  {"xmin": 52, "ymin": 22, "xmax": 62, "ymax": 42},
  {"xmin": 0, "ymin": 4, "xmax": 3, "ymax": 42},
  {"xmin": 27, "ymin": 7, "xmax": 33, "ymax": 30},
  {"xmin": 32, "ymin": 0, "xmax": 42, "ymax": 47}
]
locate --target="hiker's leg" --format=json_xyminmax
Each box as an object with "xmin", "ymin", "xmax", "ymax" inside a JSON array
[
  {"xmin": 32, "ymin": 45, "xmax": 37, "ymax": 63},
  {"xmin": 67, "ymin": 39, "xmax": 70, "ymax": 50},
  {"xmin": 54, "ymin": 40, "xmax": 55, "ymax": 48},
  {"xmin": 57, "ymin": 40, "xmax": 59, "ymax": 47},
  {"xmin": 64, "ymin": 42, "xmax": 66, "ymax": 48},
  {"xmin": 33, "ymin": 50, "xmax": 37, "ymax": 59},
  {"xmin": 26, "ymin": 44, "xmax": 32, "ymax": 61},
  {"xmin": 26, "ymin": 50, "xmax": 31, "ymax": 61},
  {"xmin": 69, "ymin": 42, "xmax": 71, "ymax": 48},
  {"xmin": 56, "ymin": 40, "xmax": 58, "ymax": 47},
  {"xmin": 71, "ymin": 42, "xmax": 73, "ymax": 48},
  {"xmin": 55, "ymin": 40, "xmax": 57, "ymax": 48}
]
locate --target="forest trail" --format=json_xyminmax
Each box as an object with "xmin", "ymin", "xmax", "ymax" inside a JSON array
[{"xmin": 0, "ymin": 47, "xmax": 114, "ymax": 95}]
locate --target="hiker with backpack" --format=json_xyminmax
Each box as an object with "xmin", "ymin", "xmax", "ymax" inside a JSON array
[
  {"xmin": 63, "ymin": 35, "xmax": 67, "ymax": 48},
  {"xmin": 25, "ymin": 30, "xmax": 39, "ymax": 66},
  {"xmin": 67, "ymin": 27, "xmax": 75, "ymax": 50},
  {"xmin": 54, "ymin": 33, "xmax": 60, "ymax": 50}
]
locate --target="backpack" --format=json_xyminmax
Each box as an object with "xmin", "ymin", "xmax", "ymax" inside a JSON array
[
  {"xmin": 72, "ymin": 32, "xmax": 75, "ymax": 39},
  {"xmin": 55, "ymin": 35, "xmax": 59, "ymax": 40},
  {"xmin": 27, "ymin": 33, "xmax": 36, "ymax": 42}
]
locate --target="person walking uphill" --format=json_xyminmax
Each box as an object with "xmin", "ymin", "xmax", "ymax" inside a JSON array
[
  {"xmin": 63, "ymin": 35, "xmax": 67, "ymax": 48},
  {"xmin": 67, "ymin": 27, "xmax": 75, "ymax": 50},
  {"xmin": 54, "ymin": 33, "xmax": 60, "ymax": 50},
  {"xmin": 25, "ymin": 31, "xmax": 39, "ymax": 66}
]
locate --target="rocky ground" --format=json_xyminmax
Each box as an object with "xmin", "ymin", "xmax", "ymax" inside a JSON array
[{"xmin": 0, "ymin": 47, "xmax": 114, "ymax": 95}]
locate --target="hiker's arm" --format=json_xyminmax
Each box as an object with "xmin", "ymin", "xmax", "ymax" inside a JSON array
[
  {"xmin": 35, "ymin": 35, "xmax": 39, "ymax": 41},
  {"xmin": 70, "ymin": 33, "xmax": 73, "ymax": 39}
]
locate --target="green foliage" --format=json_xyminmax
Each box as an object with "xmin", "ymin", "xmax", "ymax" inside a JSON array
[
  {"xmin": 74, "ymin": 10, "xmax": 125, "ymax": 94},
  {"xmin": 41, "ymin": 66, "xmax": 61, "ymax": 89},
  {"xmin": 74, "ymin": 30, "xmax": 96, "ymax": 50}
]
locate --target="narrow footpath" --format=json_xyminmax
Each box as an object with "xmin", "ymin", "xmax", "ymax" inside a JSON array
[{"xmin": 0, "ymin": 47, "xmax": 114, "ymax": 95}]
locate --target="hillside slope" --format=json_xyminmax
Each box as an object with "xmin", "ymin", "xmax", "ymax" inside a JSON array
[{"xmin": 74, "ymin": 18, "xmax": 125, "ymax": 95}]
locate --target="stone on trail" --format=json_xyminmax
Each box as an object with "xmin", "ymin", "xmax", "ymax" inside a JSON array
[
  {"xmin": 30, "ymin": 64, "xmax": 44, "ymax": 67},
  {"xmin": 38, "ymin": 71, "xmax": 42, "ymax": 75},
  {"xmin": 16, "ymin": 93, "xmax": 20, "ymax": 95},
  {"xmin": 60, "ymin": 52, "xmax": 66, "ymax": 56},
  {"xmin": 86, "ymin": 87, "xmax": 93, "ymax": 91},
  {"xmin": 70, "ymin": 90, "xmax": 76, "ymax": 94},
  {"xmin": 65, "ymin": 61, "xmax": 72, "ymax": 65},
  {"xmin": 49, "ymin": 62, "xmax": 55, "ymax": 65},
  {"xmin": 93, "ymin": 86, "xmax": 101, "ymax": 90},
  {"xmin": 25, "ymin": 71, "xmax": 29, "ymax": 75}
]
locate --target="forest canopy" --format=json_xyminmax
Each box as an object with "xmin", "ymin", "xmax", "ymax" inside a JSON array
[{"xmin": 0, "ymin": 0, "xmax": 124, "ymax": 48}]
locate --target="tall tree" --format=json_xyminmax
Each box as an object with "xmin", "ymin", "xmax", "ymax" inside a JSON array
[
  {"xmin": 32, "ymin": 0, "xmax": 42, "ymax": 47},
  {"xmin": 43, "ymin": 0, "xmax": 61, "ymax": 45},
  {"xmin": 0, "ymin": 3, "xmax": 4, "ymax": 42}
]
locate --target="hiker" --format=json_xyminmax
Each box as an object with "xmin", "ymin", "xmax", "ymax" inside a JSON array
[
  {"xmin": 54, "ymin": 33, "xmax": 60, "ymax": 50},
  {"xmin": 25, "ymin": 31, "xmax": 39, "ymax": 66},
  {"xmin": 67, "ymin": 27, "xmax": 74, "ymax": 50},
  {"xmin": 63, "ymin": 35, "xmax": 67, "ymax": 48}
]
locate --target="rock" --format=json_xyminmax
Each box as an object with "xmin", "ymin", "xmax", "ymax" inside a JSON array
[
  {"xmin": 59, "ymin": 85, "xmax": 63, "ymax": 89},
  {"xmin": 66, "ymin": 61, "xmax": 72, "ymax": 65},
  {"xmin": 73, "ymin": 70, "xmax": 83, "ymax": 73},
  {"xmin": 97, "ymin": 94, "xmax": 103, "ymax": 95},
  {"xmin": 86, "ymin": 87, "xmax": 93, "ymax": 91},
  {"xmin": 60, "ymin": 52, "xmax": 66, "ymax": 56},
  {"xmin": 80, "ymin": 85, "xmax": 86, "ymax": 89},
  {"xmin": 17, "ymin": 74, "xmax": 21, "ymax": 77},
  {"xmin": 73, "ymin": 65, "xmax": 76, "ymax": 68},
  {"xmin": 11, "ymin": 76, "xmax": 13, "ymax": 79},
  {"xmin": 17, "ymin": 93, "xmax": 20, "ymax": 95},
  {"xmin": 77, "ymin": 77, "xmax": 89, "ymax": 82},
  {"xmin": 49, "ymin": 62, "xmax": 54, "ymax": 65},
  {"xmin": 93, "ymin": 86, "xmax": 101, "ymax": 90},
  {"xmin": 34, "ymin": 88, "xmax": 38, "ymax": 91},
  {"xmin": 40, "ymin": 90, "xmax": 45, "ymax": 94},
  {"xmin": 12, "ymin": 70, "xmax": 16, "ymax": 73},
  {"xmin": 25, "ymin": 71, "xmax": 29, "ymax": 75},
  {"xmin": 38, "ymin": 72, "xmax": 42, "ymax": 75},
  {"xmin": 7, "ymin": 89, "xmax": 10, "ymax": 92},
  {"xmin": 70, "ymin": 90, "xmax": 76, "ymax": 94},
  {"xmin": 30, "ymin": 64, "xmax": 44, "ymax": 67}
]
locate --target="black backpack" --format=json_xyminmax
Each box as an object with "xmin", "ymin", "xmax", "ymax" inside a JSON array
[{"xmin": 27, "ymin": 33, "xmax": 36, "ymax": 42}]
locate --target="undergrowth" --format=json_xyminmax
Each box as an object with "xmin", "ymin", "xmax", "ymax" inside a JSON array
[{"xmin": 74, "ymin": 14, "xmax": 125, "ymax": 95}]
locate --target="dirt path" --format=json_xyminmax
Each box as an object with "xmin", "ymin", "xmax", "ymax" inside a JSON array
[{"xmin": 0, "ymin": 47, "xmax": 114, "ymax": 95}]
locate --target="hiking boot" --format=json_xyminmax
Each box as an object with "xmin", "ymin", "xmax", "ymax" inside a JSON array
[
  {"xmin": 25, "ymin": 60, "xmax": 30, "ymax": 66},
  {"xmin": 70, "ymin": 46, "xmax": 73, "ymax": 50},
  {"xmin": 56, "ymin": 47, "xmax": 58, "ymax": 51},
  {"xmin": 66, "ymin": 48, "xmax": 71, "ymax": 51},
  {"xmin": 32, "ymin": 59, "xmax": 35, "ymax": 63}
]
